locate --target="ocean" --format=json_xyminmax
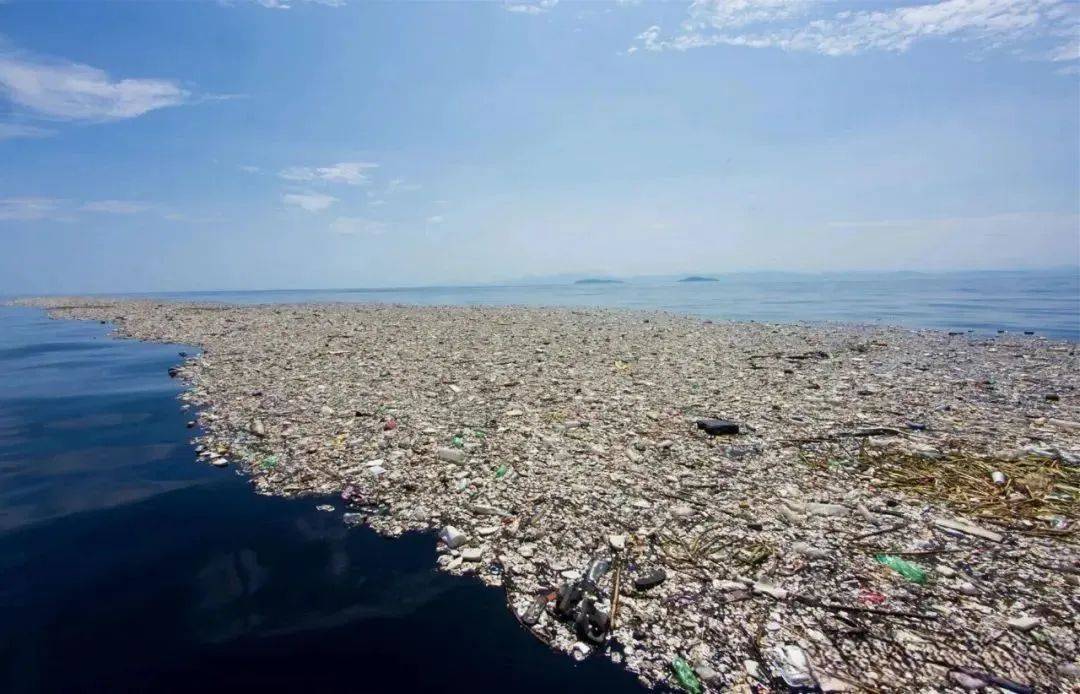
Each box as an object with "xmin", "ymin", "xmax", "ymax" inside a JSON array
[
  {"xmin": 1, "ymin": 270, "xmax": 1077, "ymax": 691},
  {"xmin": 143, "ymin": 270, "xmax": 1080, "ymax": 340}
]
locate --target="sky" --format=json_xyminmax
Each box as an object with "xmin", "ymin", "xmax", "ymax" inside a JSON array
[{"xmin": 0, "ymin": 0, "xmax": 1078, "ymax": 293}]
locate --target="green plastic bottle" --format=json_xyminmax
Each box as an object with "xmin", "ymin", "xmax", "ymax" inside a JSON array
[
  {"xmin": 875, "ymin": 554, "xmax": 927, "ymax": 584},
  {"xmin": 671, "ymin": 657, "xmax": 702, "ymax": 694}
]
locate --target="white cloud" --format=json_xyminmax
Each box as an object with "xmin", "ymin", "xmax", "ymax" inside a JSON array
[
  {"xmin": 239, "ymin": 164, "xmax": 261, "ymax": 173},
  {"xmin": 254, "ymin": 0, "xmax": 346, "ymax": 8},
  {"xmin": 427, "ymin": 215, "xmax": 445, "ymax": 224},
  {"xmin": 0, "ymin": 197, "xmax": 63, "ymax": 221},
  {"xmin": 0, "ymin": 122, "xmax": 53, "ymax": 140},
  {"xmin": 368, "ymin": 199, "xmax": 386, "ymax": 207},
  {"xmin": 632, "ymin": 0, "xmax": 1080, "ymax": 69},
  {"xmin": 80, "ymin": 200, "xmax": 151, "ymax": 214},
  {"xmin": 505, "ymin": 0, "xmax": 558, "ymax": 15},
  {"xmin": 279, "ymin": 161, "xmax": 378, "ymax": 185},
  {"xmin": 685, "ymin": 0, "xmax": 812, "ymax": 30},
  {"xmin": 0, "ymin": 51, "xmax": 189, "ymax": 122},
  {"xmin": 283, "ymin": 192, "xmax": 337, "ymax": 211},
  {"xmin": 0, "ymin": 196, "xmax": 176, "ymax": 222},
  {"xmin": 1046, "ymin": 35, "xmax": 1079, "ymax": 62},
  {"xmin": 329, "ymin": 216, "xmax": 387, "ymax": 235}
]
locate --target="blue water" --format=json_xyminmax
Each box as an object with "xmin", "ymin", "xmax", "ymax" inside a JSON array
[
  {"xmin": 0, "ymin": 306, "xmax": 641, "ymax": 693},
  {"xmin": 136, "ymin": 270, "xmax": 1079, "ymax": 340}
]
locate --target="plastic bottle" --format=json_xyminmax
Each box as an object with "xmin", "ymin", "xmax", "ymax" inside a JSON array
[
  {"xmin": 671, "ymin": 658, "xmax": 702, "ymax": 694},
  {"xmin": 875, "ymin": 554, "xmax": 928, "ymax": 584}
]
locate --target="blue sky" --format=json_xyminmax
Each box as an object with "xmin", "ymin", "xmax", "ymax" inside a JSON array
[{"xmin": 1, "ymin": 0, "xmax": 1077, "ymax": 293}]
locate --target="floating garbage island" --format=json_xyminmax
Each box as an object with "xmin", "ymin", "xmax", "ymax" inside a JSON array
[{"xmin": 20, "ymin": 298, "xmax": 1079, "ymax": 692}]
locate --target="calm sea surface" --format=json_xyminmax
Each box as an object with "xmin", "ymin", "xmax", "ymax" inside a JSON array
[
  {"xmin": 143, "ymin": 271, "xmax": 1079, "ymax": 340},
  {"xmin": 1, "ymin": 271, "xmax": 1077, "ymax": 691}
]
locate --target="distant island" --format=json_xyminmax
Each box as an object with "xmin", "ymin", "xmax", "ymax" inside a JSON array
[
  {"xmin": 678, "ymin": 276, "xmax": 718, "ymax": 282},
  {"xmin": 574, "ymin": 278, "xmax": 624, "ymax": 284}
]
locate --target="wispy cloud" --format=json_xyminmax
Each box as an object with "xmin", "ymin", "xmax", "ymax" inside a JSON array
[
  {"xmin": 279, "ymin": 161, "xmax": 378, "ymax": 185},
  {"xmin": 283, "ymin": 191, "xmax": 337, "ymax": 212},
  {"xmin": 385, "ymin": 177, "xmax": 421, "ymax": 194},
  {"xmin": 253, "ymin": 0, "xmax": 347, "ymax": 8},
  {"xmin": 630, "ymin": 0, "xmax": 1080, "ymax": 71},
  {"xmin": 685, "ymin": 0, "xmax": 811, "ymax": 29},
  {"xmin": 0, "ymin": 50, "xmax": 189, "ymax": 122},
  {"xmin": 361, "ymin": 177, "xmax": 421, "ymax": 204},
  {"xmin": 329, "ymin": 216, "xmax": 387, "ymax": 235},
  {"xmin": 0, "ymin": 197, "xmax": 164, "ymax": 222},
  {"xmin": 80, "ymin": 200, "xmax": 151, "ymax": 214},
  {"xmin": 426, "ymin": 215, "xmax": 445, "ymax": 224},
  {"xmin": 0, "ymin": 122, "xmax": 53, "ymax": 140},
  {"xmin": 505, "ymin": 0, "xmax": 558, "ymax": 15},
  {"xmin": 0, "ymin": 197, "xmax": 64, "ymax": 221}
]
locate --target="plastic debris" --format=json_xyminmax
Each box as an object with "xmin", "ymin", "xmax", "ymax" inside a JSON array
[
  {"xmin": 769, "ymin": 645, "xmax": 816, "ymax": 689},
  {"xmin": 792, "ymin": 541, "xmax": 829, "ymax": 560},
  {"xmin": 553, "ymin": 557, "xmax": 612, "ymax": 645},
  {"xmin": 26, "ymin": 297, "xmax": 1080, "ymax": 693},
  {"xmin": 1007, "ymin": 615, "xmax": 1041, "ymax": 632},
  {"xmin": 438, "ymin": 525, "xmax": 467, "ymax": 549},
  {"xmin": 696, "ymin": 418, "xmax": 739, "ymax": 435},
  {"xmin": 633, "ymin": 568, "xmax": 667, "ymax": 591},
  {"xmin": 875, "ymin": 555, "xmax": 928, "ymax": 584},
  {"xmin": 949, "ymin": 670, "xmax": 988, "ymax": 689},
  {"xmin": 520, "ymin": 591, "xmax": 552, "ymax": 626},
  {"xmin": 934, "ymin": 517, "xmax": 1003, "ymax": 543},
  {"xmin": 671, "ymin": 657, "xmax": 702, "ymax": 694},
  {"xmin": 858, "ymin": 589, "xmax": 887, "ymax": 605},
  {"xmin": 436, "ymin": 447, "xmax": 465, "ymax": 464},
  {"xmin": 948, "ymin": 666, "xmax": 1035, "ymax": 694}
]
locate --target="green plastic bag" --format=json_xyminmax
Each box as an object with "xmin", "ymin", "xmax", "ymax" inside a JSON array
[
  {"xmin": 671, "ymin": 657, "xmax": 702, "ymax": 694},
  {"xmin": 875, "ymin": 554, "xmax": 927, "ymax": 584}
]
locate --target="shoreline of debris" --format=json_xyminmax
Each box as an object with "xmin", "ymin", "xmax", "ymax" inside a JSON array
[{"xmin": 16, "ymin": 298, "xmax": 1079, "ymax": 692}]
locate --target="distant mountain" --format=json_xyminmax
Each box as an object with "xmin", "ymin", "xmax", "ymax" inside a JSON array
[
  {"xmin": 678, "ymin": 276, "xmax": 718, "ymax": 282},
  {"xmin": 574, "ymin": 278, "xmax": 624, "ymax": 284}
]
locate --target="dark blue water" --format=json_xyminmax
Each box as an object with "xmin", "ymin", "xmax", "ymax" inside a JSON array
[
  {"xmin": 0, "ymin": 306, "xmax": 642, "ymax": 693},
  {"xmin": 137, "ymin": 270, "xmax": 1079, "ymax": 340}
]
